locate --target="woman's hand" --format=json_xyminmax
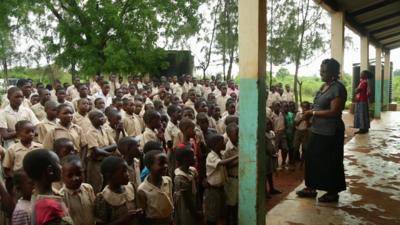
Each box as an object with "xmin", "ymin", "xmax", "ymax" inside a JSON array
[{"xmin": 303, "ymin": 110, "xmax": 313, "ymax": 120}]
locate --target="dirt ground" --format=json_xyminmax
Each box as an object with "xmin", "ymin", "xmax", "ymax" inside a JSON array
[{"xmin": 266, "ymin": 111, "xmax": 357, "ymax": 211}]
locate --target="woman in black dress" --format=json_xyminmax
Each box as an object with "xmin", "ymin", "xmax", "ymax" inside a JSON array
[{"xmin": 296, "ymin": 58, "xmax": 347, "ymax": 202}]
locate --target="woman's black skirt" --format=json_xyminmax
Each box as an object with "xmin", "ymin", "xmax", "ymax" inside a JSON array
[{"xmin": 305, "ymin": 122, "xmax": 346, "ymax": 192}]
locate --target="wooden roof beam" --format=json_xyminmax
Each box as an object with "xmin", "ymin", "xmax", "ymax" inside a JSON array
[
  {"xmin": 362, "ymin": 11, "xmax": 400, "ymax": 27},
  {"xmin": 349, "ymin": 0, "xmax": 398, "ymax": 17}
]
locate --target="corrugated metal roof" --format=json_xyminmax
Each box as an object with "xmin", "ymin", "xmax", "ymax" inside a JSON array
[{"xmin": 315, "ymin": 0, "xmax": 400, "ymax": 50}]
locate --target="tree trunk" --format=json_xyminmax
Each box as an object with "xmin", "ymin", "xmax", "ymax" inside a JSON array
[
  {"xmin": 269, "ymin": 62, "xmax": 273, "ymax": 88},
  {"xmin": 298, "ymin": 80, "xmax": 303, "ymax": 103},
  {"xmin": 3, "ymin": 58, "xmax": 8, "ymax": 87},
  {"xmin": 294, "ymin": 60, "xmax": 300, "ymax": 104}
]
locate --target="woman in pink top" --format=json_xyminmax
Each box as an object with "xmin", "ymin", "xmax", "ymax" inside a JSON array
[{"xmin": 354, "ymin": 70, "xmax": 371, "ymax": 134}]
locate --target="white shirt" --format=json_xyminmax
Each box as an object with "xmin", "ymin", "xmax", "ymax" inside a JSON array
[
  {"xmin": 93, "ymin": 91, "xmax": 112, "ymax": 107},
  {"xmin": 206, "ymin": 150, "xmax": 227, "ymax": 187}
]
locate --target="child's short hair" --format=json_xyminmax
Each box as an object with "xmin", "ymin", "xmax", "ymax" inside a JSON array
[
  {"xmin": 77, "ymin": 98, "xmax": 89, "ymax": 106},
  {"xmin": 7, "ymin": 87, "xmax": 21, "ymax": 97},
  {"xmin": 112, "ymin": 97, "xmax": 122, "ymax": 104},
  {"xmin": 301, "ymin": 101, "xmax": 311, "ymax": 108},
  {"xmin": 225, "ymin": 115, "xmax": 239, "ymax": 126},
  {"xmin": 55, "ymin": 87, "xmax": 66, "ymax": 94},
  {"xmin": 88, "ymin": 109, "xmax": 104, "ymax": 122},
  {"xmin": 101, "ymin": 156, "xmax": 125, "ymax": 182},
  {"xmin": 179, "ymin": 118, "xmax": 195, "ymax": 131},
  {"xmin": 182, "ymin": 106, "xmax": 195, "ymax": 115},
  {"xmin": 196, "ymin": 112, "xmax": 208, "ymax": 122},
  {"xmin": 23, "ymin": 149, "xmax": 58, "ymax": 181},
  {"xmin": 44, "ymin": 101, "xmax": 58, "ymax": 111},
  {"xmin": 225, "ymin": 98, "xmax": 236, "ymax": 109},
  {"xmin": 144, "ymin": 150, "xmax": 162, "ymax": 168},
  {"xmin": 226, "ymin": 123, "xmax": 238, "ymax": 136},
  {"xmin": 13, "ymin": 169, "xmax": 28, "ymax": 188},
  {"xmin": 175, "ymin": 146, "xmax": 194, "ymax": 165},
  {"xmin": 53, "ymin": 138, "xmax": 73, "ymax": 151},
  {"xmin": 15, "ymin": 120, "xmax": 32, "ymax": 133},
  {"xmin": 167, "ymin": 104, "xmax": 180, "ymax": 117},
  {"xmin": 194, "ymin": 98, "xmax": 207, "ymax": 110},
  {"xmin": 206, "ymin": 133, "xmax": 224, "ymax": 147},
  {"xmin": 160, "ymin": 113, "xmax": 169, "ymax": 123},
  {"xmin": 57, "ymin": 103, "xmax": 73, "ymax": 113},
  {"xmin": 94, "ymin": 98, "xmax": 104, "ymax": 105},
  {"xmin": 143, "ymin": 141, "xmax": 163, "ymax": 154},
  {"xmin": 61, "ymin": 154, "xmax": 81, "ymax": 167},
  {"xmin": 143, "ymin": 110, "xmax": 160, "ymax": 125},
  {"xmin": 118, "ymin": 136, "xmax": 139, "ymax": 152}
]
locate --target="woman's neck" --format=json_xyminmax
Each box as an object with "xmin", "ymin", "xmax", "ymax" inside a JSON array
[{"xmin": 180, "ymin": 165, "xmax": 190, "ymax": 173}]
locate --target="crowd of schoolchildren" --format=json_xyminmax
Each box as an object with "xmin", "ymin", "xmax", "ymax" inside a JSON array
[{"xmin": 0, "ymin": 74, "xmax": 311, "ymax": 225}]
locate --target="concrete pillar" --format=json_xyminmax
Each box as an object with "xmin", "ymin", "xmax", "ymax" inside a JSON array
[
  {"xmin": 383, "ymin": 50, "xmax": 390, "ymax": 110},
  {"xmin": 331, "ymin": 11, "xmax": 345, "ymax": 77},
  {"xmin": 374, "ymin": 47, "xmax": 382, "ymax": 118},
  {"xmin": 360, "ymin": 36, "xmax": 369, "ymax": 71},
  {"xmin": 238, "ymin": 0, "xmax": 267, "ymax": 224}
]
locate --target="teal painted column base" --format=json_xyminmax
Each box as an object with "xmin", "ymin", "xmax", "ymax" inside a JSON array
[
  {"xmin": 382, "ymin": 79, "xmax": 390, "ymax": 111},
  {"xmin": 238, "ymin": 78, "xmax": 267, "ymax": 225},
  {"xmin": 374, "ymin": 79, "xmax": 382, "ymax": 118}
]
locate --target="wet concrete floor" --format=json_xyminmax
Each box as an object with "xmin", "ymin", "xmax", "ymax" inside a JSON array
[{"xmin": 265, "ymin": 112, "xmax": 400, "ymax": 225}]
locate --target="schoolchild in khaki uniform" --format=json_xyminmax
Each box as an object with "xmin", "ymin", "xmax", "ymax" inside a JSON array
[
  {"xmin": 117, "ymin": 137, "xmax": 142, "ymax": 190},
  {"xmin": 3, "ymin": 121, "xmax": 42, "ymax": 178},
  {"xmin": 105, "ymin": 109, "xmax": 126, "ymax": 142},
  {"xmin": 0, "ymin": 87, "xmax": 39, "ymax": 149},
  {"xmin": 271, "ymin": 101, "xmax": 289, "ymax": 168},
  {"xmin": 31, "ymin": 88, "xmax": 51, "ymax": 121},
  {"xmin": 36, "ymin": 101, "xmax": 58, "ymax": 143},
  {"xmin": 43, "ymin": 104, "xmax": 87, "ymax": 160},
  {"xmin": 72, "ymin": 98, "xmax": 92, "ymax": 129},
  {"xmin": 59, "ymin": 155, "xmax": 96, "ymax": 225},
  {"xmin": 122, "ymin": 98, "xmax": 142, "ymax": 137},
  {"xmin": 85, "ymin": 110, "xmax": 118, "ymax": 193},
  {"xmin": 95, "ymin": 156, "xmax": 143, "ymax": 225},
  {"xmin": 165, "ymin": 104, "xmax": 183, "ymax": 178},
  {"xmin": 205, "ymin": 134, "xmax": 238, "ymax": 225},
  {"xmin": 294, "ymin": 101, "xmax": 311, "ymax": 164},
  {"xmin": 140, "ymin": 110, "xmax": 163, "ymax": 150},
  {"xmin": 72, "ymin": 84, "xmax": 93, "ymax": 111},
  {"xmin": 138, "ymin": 150, "xmax": 174, "ymax": 225},
  {"xmin": 223, "ymin": 123, "xmax": 240, "ymax": 225}
]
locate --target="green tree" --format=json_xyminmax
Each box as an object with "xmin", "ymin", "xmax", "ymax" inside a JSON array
[
  {"xmin": 394, "ymin": 69, "xmax": 400, "ymax": 77},
  {"xmin": 276, "ymin": 67, "xmax": 290, "ymax": 79},
  {"xmin": 215, "ymin": 0, "xmax": 238, "ymax": 81},
  {"xmin": 27, "ymin": 0, "xmax": 204, "ymax": 77},
  {"xmin": 277, "ymin": 0, "xmax": 326, "ymax": 103}
]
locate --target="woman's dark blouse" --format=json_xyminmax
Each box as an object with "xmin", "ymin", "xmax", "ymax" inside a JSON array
[{"xmin": 311, "ymin": 80, "xmax": 347, "ymax": 136}]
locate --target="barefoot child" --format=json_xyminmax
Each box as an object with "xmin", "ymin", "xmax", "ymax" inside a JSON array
[
  {"xmin": 174, "ymin": 146, "xmax": 199, "ymax": 225},
  {"xmin": 137, "ymin": 150, "xmax": 174, "ymax": 225},
  {"xmin": 36, "ymin": 101, "xmax": 58, "ymax": 143},
  {"xmin": 85, "ymin": 110, "xmax": 118, "ymax": 193},
  {"xmin": 59, "ymin": 155, "xmax": 96, "ymax": 225},
  {"xmin": 95, "ymin": 156, "xmax": 144, "ymax": 225},
  {"xmin": 23, "ymin": 149, "xmax": 73, "ymax": 225},
  {"xmin": 294, "ymin": 101, "xmax": 311, "ymax": 164},
  {"xmin": 205, "ymin": 134, "xmax": 238, "ymax": 225},
  {"xmin": 271, "ymin": 101, "xmax": 288, "ymax": 169}
]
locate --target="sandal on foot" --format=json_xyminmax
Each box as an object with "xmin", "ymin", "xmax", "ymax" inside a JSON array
[
  {"xmin": 296, "ymin": 188, "xmax": 317, "ymax": 198},
  {"xmin": 318, "ymin": 193, "xmax": 339, "ymax": 203}
]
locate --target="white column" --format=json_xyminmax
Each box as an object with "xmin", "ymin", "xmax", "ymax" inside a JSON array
[
  {"xmin": 383, "ymin": 50, "xmax": 390, "ymax": 108},
  {"xmin": 331, "ymin": 11, "xmax": 345, "ymax": 77},
  {"xmin": 360, "ymin": 36, "xmax": 369, "ymax": 71}
]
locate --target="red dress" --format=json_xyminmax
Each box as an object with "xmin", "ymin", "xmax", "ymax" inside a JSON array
[{"xmin": 356, "ymin": 79, "xmax": 368, "ymax": 102}]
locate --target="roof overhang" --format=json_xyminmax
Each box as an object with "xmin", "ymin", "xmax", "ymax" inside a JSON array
[{"xmin": 314, "ymin": 0, "xmax": 400, "ymax": 51}]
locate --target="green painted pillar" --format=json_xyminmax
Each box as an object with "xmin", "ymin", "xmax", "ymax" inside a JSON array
[
  {"xmin": 374, "ymin": 47, "xmax": 382, "ymax": 118},
  {"xmin": 383, "ymin": 50, "xmax": 390, "ymax": 110},
  {"xmin": 238, "ymin": 0, "xmax": 267, "ymax": 225}
]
